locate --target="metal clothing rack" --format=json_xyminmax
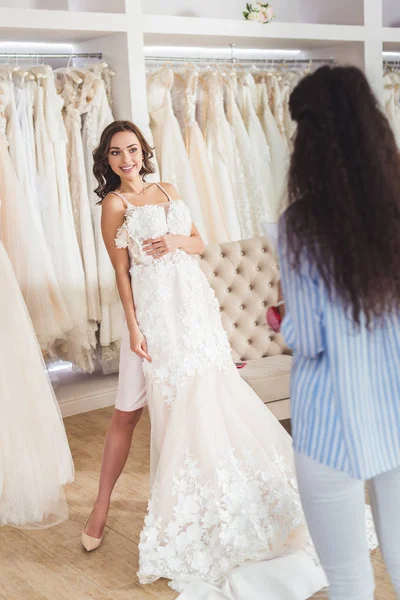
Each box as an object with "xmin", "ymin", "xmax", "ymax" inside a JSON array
[
  {"xmin": 0, "ymin": 52, "xmax": 102, "ymax": 60},
  {"xmin": 145, "ymin": 56, "xmax": 335, "ymax": 67},
  {"xmin": 384, "ymin": 60, "xmax": 400, "ymax": 69}
]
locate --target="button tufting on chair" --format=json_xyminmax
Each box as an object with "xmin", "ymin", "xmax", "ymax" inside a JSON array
[{"xmin": 198, "ymin": 236, "xmax": 291, "ymax": 420}]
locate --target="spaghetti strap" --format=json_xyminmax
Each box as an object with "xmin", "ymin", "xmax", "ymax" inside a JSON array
[
  {"xmin": 110, "ymin": 190, "xmax": 130, "ymax": 208},
  {"xmin": 155, "ymin": 182, "xmax": 172, "ymax": 202}
]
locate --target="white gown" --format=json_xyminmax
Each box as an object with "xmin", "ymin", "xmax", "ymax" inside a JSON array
[
  {"xmin": 82, "ymin": 74, "xmax": 123, "ymax": 368},
  {"xmin": 202, "ymin": 71, "xmax": 242, "ymax": 241},
  {"xmin": 257, "ymin": 78, "xmax": 290, "ymax": 220},
  {"xmin": 266, "ymin": 73, "xmax": 288, "ymax": 149},
  {"xmin": 384, "ymin": 73, "xmax": 400, "ymax": 148},
  {"xmin": 172, "ymin": 69, "xmax": 229, "ymax": 244},
  {"xmin": 224, "ymin": 72, "xmax": 264, "ymax": 237},
  {"xmin": 237, "ymin": 73, "xmax": 275, "ymax": 223},
  {"xmin": 0, "ymin": 80, "xmax": 71, "ymax": 351},
  {"xmin": 113, "ymin": 186, "xmax": 378, "ymax": 597},
  {"xmin": 59, "ymin": 73, "xmax": 101, "ymax": 326},
  {"xmin": 32, "ymin": 66, "xmax": 95, "ymax": 371},
  {"xmin": 0, "ymin": 240, "xmax": 74, "ymax": 528},
  {"xmin": 147, "ymin": 67, "xmax": 208, "ymax": 243}
]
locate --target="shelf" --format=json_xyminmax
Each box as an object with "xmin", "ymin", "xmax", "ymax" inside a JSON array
[
  {"xmin": 142, "ymin": 14, "xmax": 367, "ymax": 50},
  {"xmin": 0, "ymin": 7, "xmax": 128, "ymax": 42},
  {"xmin": 383, "ymin": 28, "xmax": 400, "ymax": 43},
  {"xmin": 383, "ymin": 0, "xmax": 400, "ymax": 28}
]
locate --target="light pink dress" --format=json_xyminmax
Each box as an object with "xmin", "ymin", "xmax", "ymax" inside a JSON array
[{"xmin": 115, "ymin": 316, "xmax": 146, "ymax": 412}]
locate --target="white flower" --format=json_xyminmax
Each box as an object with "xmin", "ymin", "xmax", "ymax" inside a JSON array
[
  {"xmin": 175, "ymin": 531, "xmax": 190, "ymax": 552},
  {"xmin": 187, "ymin": 522, "xmax": 203, "ymax": 543},
  {"xmin": 247, "ymin": 11, "xmax": 259, "ymax": 21},
  {"xmin": 202, "ymin": 510, "xmax": 220, "ymax": 528},
  {"xmin": 191, "ymin": 550, "xmax": 213, "ymax": 575}
]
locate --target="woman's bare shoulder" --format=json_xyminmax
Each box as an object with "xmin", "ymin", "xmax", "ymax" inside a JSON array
[{"xmin": 158, "ymin": 182, "xmax": 181, "ymax": 200}]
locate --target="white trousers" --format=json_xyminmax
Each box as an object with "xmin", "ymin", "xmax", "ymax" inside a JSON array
[{"xmin": 295, "ymin": 453, "xmax": 400, "ymax": 600}]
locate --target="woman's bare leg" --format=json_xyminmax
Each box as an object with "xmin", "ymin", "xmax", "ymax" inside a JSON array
[{"xmin": 84, "ymin": 407, "xmax": 143, "ymax": 538}]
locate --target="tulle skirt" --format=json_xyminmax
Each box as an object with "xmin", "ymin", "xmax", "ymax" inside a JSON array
[
  {"xmin": 138, "ymin": 362, "xmax": 317, "ymax": 590},
  {"xmin": 0, "ymin": 241, "xmax": 74, "ymax": 529}
]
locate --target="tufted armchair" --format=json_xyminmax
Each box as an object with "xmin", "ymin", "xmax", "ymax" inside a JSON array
[{"xmin": 198, "ymin": 237, "xmax": 291, "ymax": 420}]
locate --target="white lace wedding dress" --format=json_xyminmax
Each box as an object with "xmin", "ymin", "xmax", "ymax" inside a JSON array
[
  {"xmin": 0, "ymin": 240, "xmax": 74, "ymax": 528},
  {"xmin": 202, "ymin": 71, "xmax": 242, "ymax": 241},
  {"xmin": 172, "ymin": 69, "xmax": 229, "ymax": 244},
  {"xmin": 224, "ymin": 71, "xmax": 262, "ymax": 237},
  {"xmin": 0, "ymin": 80, "xmax": 71, "ymax": 351},
  {"xmin": 147, "ymin": 67, "xmax": 208, "ymax": 243},
  {"xmin": 256, "ymin": 77, "xmax": 290, "ymax": 220},
  {"xmin": 82, "ymin": 72, "xmax": 123, "ymax": 370},
  {"xmin": 113, "ymin": 185, "xmax": 378, "ymax": 597},
  {"xmin": 237, "ymin": 73, "xmax": 275, "ymax": 223},
  {"xmin": 58, "ymin": 71, "xmax": 101, "ymax": 328}
]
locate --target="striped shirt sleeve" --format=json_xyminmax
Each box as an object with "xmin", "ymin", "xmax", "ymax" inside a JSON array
[{"xmin": 278, "ymin": 219, "xmax": 325, "ymax": 358}]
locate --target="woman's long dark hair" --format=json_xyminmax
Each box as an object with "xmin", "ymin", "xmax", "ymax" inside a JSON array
[
  {"xmin": 93, "ymin": 120, "xmax": 156, "ymax": 202},
  {"xmin": 285, "ymin": 65, "xmax": 400, "ymax": 325}
]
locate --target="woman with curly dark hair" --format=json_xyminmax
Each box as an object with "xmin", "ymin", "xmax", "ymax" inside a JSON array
[{"xmin": 278, "ymin": 65, "xmax": 400, "ymax": 599}]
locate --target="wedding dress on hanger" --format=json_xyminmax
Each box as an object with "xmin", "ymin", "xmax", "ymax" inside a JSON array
[
  {"xmin": 0, "ymin": 79, "xmax": 71, "ymax": 350},
  {"xmin": 256, "ymin": 76, "xmax": 290, "ymax": 219},
  {"xmin": 384, "ymin": 72, "xmax": 400, "ymax": 148},
  {"xmin": 82, "ymin": 73, "xmax": 123, "ymax": 370},
  {"xmin": 237, "ymin": 73, "xmax": 275, "ymax": 223},
  {"xmin": 280, "ymin": 72, "xmax": 298, "ymax": 150},
  {"xmin": 32, "ymin": 65, "xmax": 95, "ymax": 371},
  {"xmin": 224, "ymin": 71, "xmax": 262, "ymax": 237},
  {"xmin": 57, "ymin": 70, "xmax": 101, "ymax": 327},
  {"xmin": 266, "ymin": 73, "xmax": 288, "ymax": 149},
  {"xmin": 0, "ymin": 239, "xmax": 74, "ymax": 528},
  {"xmin": 147, "ymin": 66, "xmax": 208, "ymax": 243},
  {"xmin": 202, "ymin": 70, "xmax": 242, "ymax": 241},
  {"xmin": 172, "ymin": 68, "xmax": 229, "ymax": 244}
]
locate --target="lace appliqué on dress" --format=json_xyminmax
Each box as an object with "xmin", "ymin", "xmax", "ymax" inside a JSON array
[
  {"xmin": 138, "ymin": 446, "xmax": 306, "ymax": 586},
  {"xmin": 115, "ymin": 199, "xmax": 232, "ymax": 406}
]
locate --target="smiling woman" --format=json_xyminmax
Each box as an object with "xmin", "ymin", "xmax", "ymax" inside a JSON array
[{"xmin": 93, "ymin": 121, "xmax": 156, "ymax": 202}]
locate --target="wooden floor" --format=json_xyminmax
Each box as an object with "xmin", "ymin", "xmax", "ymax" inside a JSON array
[{"xmin": 0, "ymin": 407, "xmax": 396, "ymax": 599}]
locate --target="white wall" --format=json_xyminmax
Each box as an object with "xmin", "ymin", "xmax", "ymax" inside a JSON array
[
  {"xmin": 0, "ymin": 0, "xmax": 67, "ymax": 8},
  {"xmin": 68, "ymin": 0, "xmax": 125, "ymax": 12},
  {"xmin": 383, "ymin": 0, "xmax": 400, "ymax": 27},
  {"xmin": 141, "ymin": 0, "xmax": 364, "ymax": 25},
  {"xmin": 0, "ymin": 0, "xmax": 126, "ymax": 11}
]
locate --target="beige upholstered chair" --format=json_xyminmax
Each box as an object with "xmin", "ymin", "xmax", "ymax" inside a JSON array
[{"xmin": 199, "ymin": 236, "xmax": 291, "ymax": 420}]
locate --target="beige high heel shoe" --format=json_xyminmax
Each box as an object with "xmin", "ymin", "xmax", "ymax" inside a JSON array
[{"xmin": 81, "ymin": 510, "xmax": 104, "ymax": 552}]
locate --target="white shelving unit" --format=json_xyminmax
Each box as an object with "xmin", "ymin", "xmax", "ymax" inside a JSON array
[
  {"xmin": 0, "ymin": 0, "xmax": 397, "ymax": 415},
  {"xmin": 141, "ymin": 0, "xmax": 395, "ymax": 99}
]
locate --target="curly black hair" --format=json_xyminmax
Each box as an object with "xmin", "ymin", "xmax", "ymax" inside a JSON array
[
  {"xmin": 284, "ymin": 65, "xmax": 400, "ymax": 326},
  {"xmin": 93, "ymin": 120, "xmax": 156, "ymax": 202}
]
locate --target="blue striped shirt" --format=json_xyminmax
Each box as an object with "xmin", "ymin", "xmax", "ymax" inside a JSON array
[{"xmin": 278, "ymin": 216, "xmax": 400, "ymax": 479}]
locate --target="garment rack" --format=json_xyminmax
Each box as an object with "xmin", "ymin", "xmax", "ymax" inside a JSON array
[
  {"xmin": 0, "ymin": 52, "xmax": 102, "ymax": 59},
  {"xmin": 145, "ymin": 56, "xmax": 334, "ymax": 66}
]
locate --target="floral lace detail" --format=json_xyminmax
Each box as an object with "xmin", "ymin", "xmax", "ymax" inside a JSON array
[
  {"xmin": 135, "ymin": 256, "xmax": 231, "ymax": 405},
  {"xmin": 138, "ymin": 446, "xmax": 307, "ymax": 585},
  {"xmin": 115, "ymin": 198, "xmax": 232, "ymax": 404}
]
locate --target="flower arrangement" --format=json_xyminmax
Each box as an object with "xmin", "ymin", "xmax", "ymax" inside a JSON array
[{"xmin": 243, "ymin": 3, "xmax": 275, "ymax": 24}]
